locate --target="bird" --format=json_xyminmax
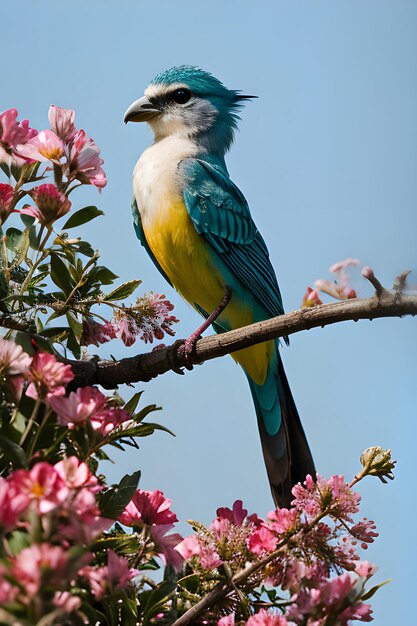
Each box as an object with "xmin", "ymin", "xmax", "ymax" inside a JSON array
[{"xmin": 124, "ymin": 66, "xmax": 315, "ymax": 507}]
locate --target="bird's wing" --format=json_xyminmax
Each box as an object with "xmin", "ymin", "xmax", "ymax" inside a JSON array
[
  {"xmin": 131, "ymin": 197, "xmax": 173, "ymax": 286},
  {"xmin": 179, "ymin": 158, "xmax": 284, "ymax": 318}
]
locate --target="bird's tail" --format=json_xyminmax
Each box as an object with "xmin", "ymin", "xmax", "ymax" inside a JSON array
[{"xmin": 247, "ymin": 339, "xmax": 315, "ymax": 508}]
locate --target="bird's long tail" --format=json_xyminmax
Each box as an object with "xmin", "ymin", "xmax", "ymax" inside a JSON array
[{"xmin": 247, "ymin": 339, "xmax": 315, "ymax": 508}]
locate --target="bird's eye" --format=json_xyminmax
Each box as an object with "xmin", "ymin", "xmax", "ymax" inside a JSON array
[{"xmin": 171, "ymin": 88, "xmax": 192, "ymax": 104}]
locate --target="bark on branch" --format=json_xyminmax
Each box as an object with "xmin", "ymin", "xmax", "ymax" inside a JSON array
[{"xmin": 68, "ymin": 280, "xmax": 417, "ymax": 390}]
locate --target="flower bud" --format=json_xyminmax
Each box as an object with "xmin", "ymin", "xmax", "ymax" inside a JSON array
[{"xmin": 360, "ymin": 446, "xmax": 396, "ymax": 482}]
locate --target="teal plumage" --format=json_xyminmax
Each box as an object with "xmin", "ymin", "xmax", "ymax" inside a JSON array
[{"xmin": 126, "ymin": 66, "xmax": 315, "ymax": 506}]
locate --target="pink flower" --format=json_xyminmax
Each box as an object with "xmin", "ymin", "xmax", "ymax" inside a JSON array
[
  {"xmin": 329, "ymin": 258, "xmax": 360, "ymax": 274},
  {"xmin": 80, "ymin": 551, "xmax": 137, "ymax": 600},
  {"xmin": 302, "ymin": 286, "xmax": 323, "ymax": 307},
  {"xmin": 64, "ymin": 489, "xmax": 111, "ymax": 543},
  {"xmin": 0, "ymin": 476, "xmax": 30, "ymax": 530},
  {"xmin": 151, "ymin": 524, "xmax": 185, "ymax": 571},
  {"xmin": 69, "ymin": 129, "xmax": 107, "ymax": 188},
  {"xmin": 218, "ymin": 616, "xmax": 235, "ymax": 626},
  {"xmin": 54, "ymin": 456, "xmax": 100, "ymax": 491},
  {"xmin": 355, "ymin": 560, "xmax": 378, "ymax": 579},
  {"xmin": 135, "ymin": 292, "xmax": 179, "ymax": 343},
  {"xmin": 0, "ymin": 183, "xmax": 14, "ymax": 224},
  {"xmin": 11, "ymin": 462, "xmax": 68, "ymax": 514},
  {"xmin": 267, "ymin": 508, "xmax": 298, "ymax": 534},
  {"xmin": 217, "ymin": 500, "xmax": 248, "ymax": 526},
  {"xmin": 26, "ymin": 351, "xmax": 74, "ymax": 400},
  {"xmin": 246, "ymin": 609, "xmax": 288, "ymax": 625},
  {"xmin": 0, "ymin": 573, "xmax": 18, "ymax": 605},
  {"xmin": 349, "ymin": 518, "xmax": 378, "ymax": 548},
  {"xmin": 48, "ymin": 385, "xmax": 108, "ymax": 428},
  {"xmin": 81, "ymin": 318, "xmax": 115, "ymax": 347},
  {"xmin": 0, "ymin": 337, "xmax": 31, "ymax": 398},
  {"xmin": 18, "ymin": 184, "xmax": 71, "ymax": 226},
  {"xmin": 175, "ymin": 534, "xmax": 222, "ymax": 570},
  {"xmin": 118, "ymin": 489, "xmax": 178, "ymax": 527},
  {"xmin": 12, "ymin": 543, "xmax": 68, "ymax": 599},
  {"xmin": 176, "ymin": 535, "xmax": 202, "ymax": 560},
  {"xmin": 248, "ymin": 526, "xmax": 277, "ymax": 555},
  {"xmin": 48, "ymin": 105, "xmax": 76, "ymax": 143},
  {"xmin": 16, "ymin": 129, "xmax": 64, "ymax": 164},
  {"xmin": 53, "ymin": 590, "xmax": 81, "ymax": 613},
  {"xmin": 0, "ymin": 108, "xmax": 38, "ymax": 165},
  {"xmin": 291, "ymin": 474, "xmax": 361, "ymax": 522},
  {"xmin": 91, "ymin": 405, "xmax": 131, "ymax": 436}
]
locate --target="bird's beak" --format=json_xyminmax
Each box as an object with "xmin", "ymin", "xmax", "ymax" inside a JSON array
[{"xmin": 124, "ymin": 96, "xmax": 161, "ymax": 123}]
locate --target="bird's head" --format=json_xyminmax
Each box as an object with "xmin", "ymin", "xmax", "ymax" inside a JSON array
[{"xmin": 124, "ymin": 66, "xmax": 256, "ymax": 154}]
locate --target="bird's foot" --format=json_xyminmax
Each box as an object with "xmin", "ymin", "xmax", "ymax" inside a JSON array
[{"xmin": 176, "ymin": 286, "xmax": 232, "ymax": 369}]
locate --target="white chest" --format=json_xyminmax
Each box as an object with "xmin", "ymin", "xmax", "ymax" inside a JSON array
[{"xmin": 133, "ymin": 136, "xmax": 197, "ymax": 229}]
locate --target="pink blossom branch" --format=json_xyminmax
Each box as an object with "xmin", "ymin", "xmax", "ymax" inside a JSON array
[{"xmin": 67, "ymin": 272, "xmax": 416, "ymax": 389}]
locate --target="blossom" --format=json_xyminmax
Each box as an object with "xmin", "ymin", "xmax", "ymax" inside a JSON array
[
  {"xmin": 48, "ymin": 105, "xmax": 76, "ymax": 143},
  {"xmin": 151, "ymin": 524, "xmax": 184, "ymax": 571},
  {"xmin": 267, "ymin": 507, "xmax": 298, "ymax": 534},
  {"xmin": 315, "ymin": 258, "xmax": 359, "ymax": 301},
  {"xmin": 91, "ymin": 405, "xmax": 131, "ymax": 436},
  {"xmin": 48, "ymin": 385, "xmax": 107, "ymax": 428},
  {"xmin": 217, "ymin": 500, "xmax": 248, "ymax": 526},
  {"xmin": 0, "ymin": 337, "xmax": 31, "ymax": 398},
  {"xmin": 11, "ymin": 462, "xmax": 68, "ymax": 514},
  {"xmin": 0, "ymin": 183, "xmax": 14, "ymax": 224},
  {"xmin": 248, "ymin": 526, "xmax": 277, "ymax": 555},
  {"xmin": 26, "ymin": 351, "xmax": 74, "ymax": 400},
  {"xmin": 0, "ymin": 108, "xmax": 38, "ymax": 165},
  {"xmin": 218, "ymin": 616, "xmax": 235, "ymax": 626},
  {"xmin": 69, "ymin": 129, "xmax": 107, "ymax": 188},
  {"xmin": 302, "ymin": 286, "xmax": 323, "ymax": 307},
  {"xmin": 80, "ymin": 551, "xmax": 137, "ymax": 600},
  {"xmin": 81, "ymin": 317, "xmax": 115, "ymax": 346},
  {"xmin": 119, "ymin": 489, "xmax": 178, "ymax": 527},
  {"xmin": 22, "ymin": 183, "xmax": 71, "ymax": 226},
  {"xmin": 112, "ymin": 293, "xmax": 179, "ymax": 346},
  {"xmin": 349, "ymin": 518, "xmax": 378, "ymax": 548},
  {"xmin": 291, "ymin": 474, "xmax": 361, "ymax": 521},
  {"xmin": 0, "ymin": 572, "xmax": 19, "ymax": 605},
  {"xmin": 54, "ymin": 456, "xmax": 100, "ymax": 491},
  {"xmin": 15, "ymin": 129, "xmax": 64, "ymax": 164},
  {"xmin": 0, "ymin": 476, "xmax": 30, "ymax": 531},
  {"xmin": 12, "ymin": 543, "xmax": 69, "ymax": 599},
  {"xmin": 355, "ymin": 560, "xmax": 378, "ymax": 579},
  {"xmin": 175, "ymin": 535, "xmax": 201, "ymax": 561},
  {"xmin": 63, "ymin": 488, "xmax": 111, "ymax": 544},
  {"xmin": 246, "ymin": 609, "xmax": 288, "ymax": 625},
  {"xmin": 53, "ymin": 590, "xmax": 81, "ymax": 613}
]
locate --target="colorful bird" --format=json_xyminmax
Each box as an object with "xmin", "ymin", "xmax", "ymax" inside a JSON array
[{"xmin": 124, "ymin": 66, "xmax": 314, "ymax": 506}]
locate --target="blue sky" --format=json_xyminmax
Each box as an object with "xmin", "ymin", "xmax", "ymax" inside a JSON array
[{"xmin": 3, "ymin": 1, "xmax": 417, "ymax": 623}]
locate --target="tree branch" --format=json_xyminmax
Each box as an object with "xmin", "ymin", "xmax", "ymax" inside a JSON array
[{"xmin": 67, "ymin": 276, "xmax": 417, "ymax": 390}]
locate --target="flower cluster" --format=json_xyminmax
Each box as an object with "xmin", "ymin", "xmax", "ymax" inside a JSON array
[
  {"xmin": 118, "ymin": 488, "xmax": 184, "ymax": 571},
  {"xmin": 12, "ymin": 104, "xmax": 107, "ymax": 189},
  {"xmin": 302, "ymin": 258, "xmax": 361, "ymax": 307},
  {"xmin": 0, "ymin": 458, "xmax": 119, "ymax": 615},
  {"xmin": 178, "ymin": 476, "xmax": 379, "ymax": 625},
  {"xmin": 0, "ymin": 108, "xmax": 38, "ymax": 166}
]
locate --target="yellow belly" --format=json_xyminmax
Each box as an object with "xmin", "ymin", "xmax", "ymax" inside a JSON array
[{"xmin": 142, "ymin": 197, "xmax": 273, "ymax": 384}]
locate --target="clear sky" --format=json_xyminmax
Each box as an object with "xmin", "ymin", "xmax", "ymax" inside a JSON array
[{"xmin": 3, "ymin": 1, "xmax": 417, "ymax": 623}]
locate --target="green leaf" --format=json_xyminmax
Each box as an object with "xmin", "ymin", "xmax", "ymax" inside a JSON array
[
  {"xmin": 66, "ymin": 311, "xmax": 83, "ymax": 340},
  {"xmin": 141, "ymin": 579, "xmax": 177, "ymax": 626},
  {"xmin": 0, "ymin": 162, "xmax": 10, "ymax": 178},
  {"xmin": 361, "ymin": 578, "xmax": 391, "ymax": 601},
  {"xmin": 124, "ymin": 391, "xmax": 144, "ymax": 415},
  {"xmin": 8, "ymin": 530, "xmax": 31, "ymax": 556},
  {"xmin": 5, "ymin": 228, "xmax": 29, "ymax": 261},
  {"xmin": 63, "ymin": 205, "xmax": 104, "ymax": 229},
  {"xmin": 20, "ymin": 214, "xmax": 36, "ymax": 228},
  {"xmin": 91, "ymin": 265, "xmax": 119, "ymax": 285},
  {"xmin": 0, "ymin": 433, "xmax": 28, "ymax": 468},
  {"xmin": 98, "ymin": 470, "xmax": 141, "ymax": 519},
  {"xmin": 66, "ymin": 329, "xmax": 81, "ymax": 359},
  {"xmin": 50, "ymin": 252, "xmax": 73, "ymax": 295},
  {"xmin": 103, "ymin": 279, "xmax": 142, "ymax": 301}
]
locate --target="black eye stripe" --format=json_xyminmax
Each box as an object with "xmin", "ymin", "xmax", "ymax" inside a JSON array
[{"xmin": 171, "ymin": 88, "xmax": 192, "ymax": 104}]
